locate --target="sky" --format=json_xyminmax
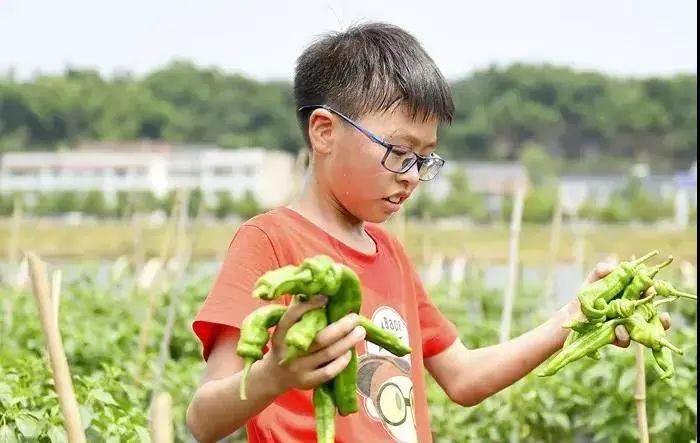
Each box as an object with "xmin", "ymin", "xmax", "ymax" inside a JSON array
[{"xmin": 0, "ymin": 0, "xmax": 696, "ymax": 81}]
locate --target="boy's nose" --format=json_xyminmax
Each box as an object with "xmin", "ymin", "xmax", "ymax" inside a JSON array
[{"xmin": 397, "ymin": 162, "xmax": 420, "ymax": 186}]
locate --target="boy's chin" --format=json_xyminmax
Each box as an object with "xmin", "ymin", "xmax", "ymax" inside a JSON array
[{"xmin": 362, "ymin": 210, "xmax": 394, "ymax": 224}]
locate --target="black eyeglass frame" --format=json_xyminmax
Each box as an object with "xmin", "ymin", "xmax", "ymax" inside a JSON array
[{"xmin": 298, "ymin": 104, "xmax": 446, "ymax": 181}]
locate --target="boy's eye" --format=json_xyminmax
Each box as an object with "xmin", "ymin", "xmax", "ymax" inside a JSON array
[{"xmin": 389, "ymin": 146, "xmax": 411, "ymax": 156}]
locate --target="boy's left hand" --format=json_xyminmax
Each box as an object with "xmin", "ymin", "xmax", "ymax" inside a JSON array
[{"xmin": 563, "ymin": 261, "xmax": 672, "ymax": 349}]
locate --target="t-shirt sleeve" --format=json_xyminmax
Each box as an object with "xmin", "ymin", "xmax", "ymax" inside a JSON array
[
  {"xmin": 412, "ymin": 264, "xmax": 460, "ymax": 359},
  {"xmin": 192, "ymin": 224, "xmax": 285, "ymax": 361}
]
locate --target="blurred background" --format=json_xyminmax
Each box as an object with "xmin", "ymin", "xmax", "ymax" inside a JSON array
[{"xmin": 0, "ymin": 1, "xmax": 696, "ymax": 442}]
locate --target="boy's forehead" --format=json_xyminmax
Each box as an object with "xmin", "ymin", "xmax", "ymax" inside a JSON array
[{"xmin": 361, "ymin": 105, "xmax": 439, "ymax": 145}]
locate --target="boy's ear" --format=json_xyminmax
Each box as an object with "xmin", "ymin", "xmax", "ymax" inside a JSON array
[{"xmin": 307, "ymin": 109, "xmax": 336, "ymax": 155}]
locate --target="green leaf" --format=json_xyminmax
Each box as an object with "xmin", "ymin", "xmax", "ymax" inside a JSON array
[
  {"xmin": 48, "ymin": 426, "xmax": 68, "ymax": 443},
  {"xmin": 0, "ymin": 426, "xmax": 18, "ymax": 443},
  {"xmin": 92, "ymin": 389, "xmax": 117, "ymax": 406},
  {"xmin": 79, "ymin": 405, "xmax": 94, "ymax": 430},
  {"xmin": 617, "ymin": 368, "xmax": 636, "ymax": 392},
  {"xmin": 14, "ymin": 416, "xmax": 40, "ymax": 438},
  {"xmin": 684, "ymin": 396, "xmax": 697, "ymax": 416},
  {"xmin": 135, "ymin": 426, "xmax": 151, "ymax": 442}
]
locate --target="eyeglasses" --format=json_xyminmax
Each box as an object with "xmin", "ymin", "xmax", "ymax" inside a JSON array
[{"xmin": 298, "ymin": 104, "xmax": 445, "ymax": 181}]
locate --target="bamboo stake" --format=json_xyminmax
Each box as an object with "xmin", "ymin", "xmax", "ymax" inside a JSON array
[
  {"xmin": 51, "ymin": 269, "xmax": 62, "ymax": 325},
  {"xmin": 158, "ymin": 191, "xmax": 183, "ymax": 266},
  {"xmin": 26, "ymin": 252, "xmax": 85, "ymax": 443},
  {"xmin": 149, "ymin": 391, "xmax": 174, "ymax": 443},
  {"xmin": 1, "ymin": 294, "xmax": 13, "ymax": 348},
  {"xmin": 8, "ymin": 195, "xmax": 22, "ymax": 267},
  {"xmin": 634, "ymin": 342, "xmax": 649, "ymax": 443},
  {"xmin": 543, "ymin": 184, "xmax": 563, "ymax": 311},
  {"xmin": 499, "ymin": 186, "xmax": 525, "ymax": 343},
  {"xmin": 136, "ymin": 258, "xmax": 164, "ymax": 361},
  {"xmin": 131, "ymin": 212, "xmax": 145, "ymax": 270},
  {"xmin": 150, "ymin": 191, "xmax": 191, "ymax": 401}
]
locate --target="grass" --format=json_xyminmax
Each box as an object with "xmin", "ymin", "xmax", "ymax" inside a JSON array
[{"xmin": 0, "ymin": 218, "xmax": 696, "ymax": 266}]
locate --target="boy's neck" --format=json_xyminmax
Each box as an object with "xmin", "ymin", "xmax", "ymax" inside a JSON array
[{"xmin": 286, "ymin": 177, "xmax": 374, "ymax": 248}]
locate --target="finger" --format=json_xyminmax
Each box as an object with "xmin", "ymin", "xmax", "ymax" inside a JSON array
[
  {"xmin": 585, "ymin": 262, "xmax": 615, "ymax": 285},
  {"xmin": 614, "ymin": 325, "xmax": 630, "ymax": 348},
  {"xmin": 304, "ymin": 351, "xmax": 353, "ymax": 386},
  {"xmin": 302, "ymin": 325, "xmax": 365, "ymax": 369},
  {"xmin": 642, "ymin": 286, "xmax": 657, "ymax": 298},
  {"xmin": 659, "ymin": 312, "xmax": 671, "ymax": 331},
  {"xmin": 307, "ymin": 313, "xmax": 360, "ymax": 353},
  {"xmin": 271, "ymin": 295, "xmax": 327, "ymax": 348}
]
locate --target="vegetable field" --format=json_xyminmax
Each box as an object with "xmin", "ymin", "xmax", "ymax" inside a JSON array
[{"xmin": 0, "ymin": 255, "xmax": 696, "ymax": 442}]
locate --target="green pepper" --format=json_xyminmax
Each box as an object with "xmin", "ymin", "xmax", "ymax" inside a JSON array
[
  {"xmin": 577, "ymin": 250, "xmax": 658, "ymax": 320},
  {"xmin": 358, "ymin": 316, "xmax": 412, "ymax": 357},
  {"xmin": 621, "ymin": 312, "xmax": 682, "ymax": 355},
  {"xmin": 649, "ymin": 314, "xmax": 674, "ymax": 379},
  {"xmin": 563, "ymin": 298, "xmax": 611, "ymax": 333},
  {"xmin": 327, "ymin": 265, "xmax": 362, "ymax": 416},
  {"xmin": 236, "ymin": 304, "xmax": 287, "ymax": 400},
  {"xmin": 620, "ymin": 256, "xmax": 674, "ymax": 300},
  {"xmin": 605, "ymin": 291, "xmax": 655, "ymax": 318},
  {"xmin": 539, "ymin": 318, "xmax": 626, "ymax": 376},
  {"xmin": 282, "ymin": 307, "xmax": 328, "ymax": 364},
  {"xmin": 313, "ymin": 383, "xmax": 336, "ymax": 443},
  {"xmin": 653, "ymin": 280, "xmax": 697, "ymax": 300},
  {"xmin": 563, "ymin": 329, "xmax": 601, "ymax": 360},
  {"xmin": 252, "ymin": 265, "xmax": 314, "ymax": 300}
]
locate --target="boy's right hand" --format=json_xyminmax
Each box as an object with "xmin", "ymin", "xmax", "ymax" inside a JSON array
[{"xmin": 260, "ymin": 295, "xmax": 366, "ymax": 393}]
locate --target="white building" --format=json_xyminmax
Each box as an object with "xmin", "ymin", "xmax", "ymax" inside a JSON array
[{"xmin": 0, "ymin": 142, "xmax": 296, "ymax": 208}]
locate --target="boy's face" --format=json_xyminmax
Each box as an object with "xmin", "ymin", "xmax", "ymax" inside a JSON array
[{"xmin": 311, "ymin": 104, "xmax": 439, "ymax": 224}]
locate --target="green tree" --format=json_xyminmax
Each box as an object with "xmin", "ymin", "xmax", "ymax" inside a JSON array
[
  {"xmin": 82, "ymin": 190, "xmax": 108, "ymax": 217},
  {"xmin": 520, "ymin": 142, "xmax": 558, "ymax": 186},
  {"xmin": 188, "ymin": 188, "xmax": 204, "ymax": 218},
  {"xmin": 214, "ymin": 191, "xmax": 237, "ymax": 219},
  {"xmin": 234, "ymin": 190, "xmax": 261, "ymax": 219}
]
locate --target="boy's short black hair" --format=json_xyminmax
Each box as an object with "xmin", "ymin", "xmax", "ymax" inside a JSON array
[{"xmin": 294, "ymin": 22, "xmax": 454, "ymax": 147}]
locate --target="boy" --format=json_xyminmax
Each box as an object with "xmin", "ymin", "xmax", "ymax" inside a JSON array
[{"xmin": 186, "ymin": 22, "xmax": 670, "ymax": 443}]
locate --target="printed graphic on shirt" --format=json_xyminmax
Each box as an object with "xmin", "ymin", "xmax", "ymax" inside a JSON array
[
  {"xmin": 365, "ymin": 306, "xmax": 411, "ymax": 365},
  {"xmin": 357, "ymin": 307, "xmax": 416, "ymax": 443}
]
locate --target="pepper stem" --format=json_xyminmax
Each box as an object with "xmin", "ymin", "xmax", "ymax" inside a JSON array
[
  {"xmin": 659, "ymin": 339, "xmax": 683, "ymax": 355},
  {"xmin": 648, "ymin": 256, "xmax": 674, "ymax": 278},
  {"xmin": 634, "ymin": 292, "xmax": 656, "ymax": 307},
  {"xmin": 630, "ymin": 250, "xmax": 659, "ymax": 267},
  {"xmin": 653, "ymin": 296, "xmax": 679, "ymax": 307},
  {"xmin": 668, "ymin": 288, "xmax": 697, "ymax": 300},
  {"xmin": 240, "ymin": 359, "xmax": 252, "ymax": 400}
]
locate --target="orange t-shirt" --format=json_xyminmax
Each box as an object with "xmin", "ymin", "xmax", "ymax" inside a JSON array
[{"xmin": 192, "ymin": 207, "xmax": 459, "ymax": 443}]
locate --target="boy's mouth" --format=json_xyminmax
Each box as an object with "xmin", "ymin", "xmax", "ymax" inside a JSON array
[{"xmin": 383, "ymin": 192, "xmax": 409, "ymax": 205}]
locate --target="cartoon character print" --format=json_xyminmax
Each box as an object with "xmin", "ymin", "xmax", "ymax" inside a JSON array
[{"xmin": 357, "ymin": 307, "xmax": 416, "ymax": 443}]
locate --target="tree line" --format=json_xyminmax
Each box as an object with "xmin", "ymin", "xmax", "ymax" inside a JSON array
[{"xmin": 0, "ymin": 61, "xmax": 696, "ymax": 171}]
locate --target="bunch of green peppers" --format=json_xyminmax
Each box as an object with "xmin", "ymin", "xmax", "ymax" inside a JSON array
[
  {"xmin": 236, "ymin": 255, "xmax": 412, "ymax": 443},
  {"xmin": 539, "ymin": 251, "xmax": 696, "ymax": 378}
]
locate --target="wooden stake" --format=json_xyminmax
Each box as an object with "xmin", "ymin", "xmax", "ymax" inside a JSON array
[
  {"xmin": 499, "ymin": 186, "xmax": 525, "ymax": 343},
  {"xmin": 634, "ymin": 342, "xmax": 649, "ymax": 443},
  {"xmin": 543, "ymin": 184, "xmax": 563, "ymax": 311},
  {"xmin": 149, "ymin": 391, "xmax": 174, "ymax": 443},
  {"xmin": 51, "ymin": 269, "xmax": 62, "ymax": 325},
  {"xmin": 136, "ymin": 258, "xmax": 164, "ymax": 361},
  {"xmin": 158, "ymin": 191, "xmax": 183, "ymax": 266},
  {"xmin": 131, "ymin": 212, "xmax": 145, "ymax": 270},
  {"xmin": 8, "ymin": 195, "xmax": 22, "ymax": 267},
  {"xmin": 150, "ymin": 191, "xmax": 192, "ymax": 400},
  {"xmin": 26, "ymin": 252, "xmax": 86, "ymax": 443}
]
